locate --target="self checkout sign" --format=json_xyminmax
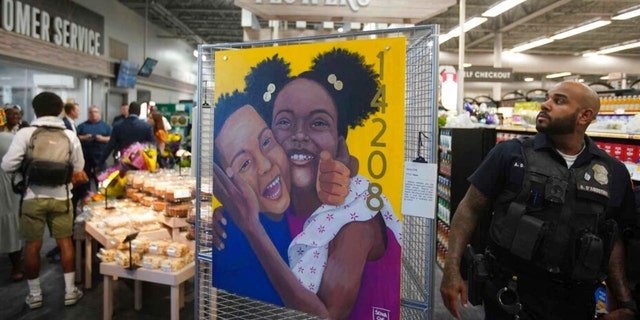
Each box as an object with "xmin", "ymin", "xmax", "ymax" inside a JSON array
[{"xmin": 366, "ymin": 50, "xmax": 388, "ymax": 211}]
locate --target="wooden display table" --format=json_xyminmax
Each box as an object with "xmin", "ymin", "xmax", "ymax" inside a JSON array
[
  {"xmin": 157, "ymin": 214, "xmax": 189, "ymax": 239},
  {"xmin": 84, "ymin": 222, "xmax": 170, "ymax": 289},
  {"xmin": 101, "ymin": 261, "xmax": 195, "ymax": 320}
]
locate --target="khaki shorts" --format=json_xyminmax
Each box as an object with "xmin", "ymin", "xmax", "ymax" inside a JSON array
[{"xmin": 20, "ymin": 198, "xmax": 73, "ymax": 241}]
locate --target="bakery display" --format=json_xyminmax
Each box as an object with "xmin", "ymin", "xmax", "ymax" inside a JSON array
[{"xmin": 89, "ymin": 169, "xmax": 199, "ymax": 273}]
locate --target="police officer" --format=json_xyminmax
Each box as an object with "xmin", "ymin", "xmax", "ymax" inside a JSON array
[{"xmin": 440, "ymin": 81, "xmax": 637, "ymax": 320}]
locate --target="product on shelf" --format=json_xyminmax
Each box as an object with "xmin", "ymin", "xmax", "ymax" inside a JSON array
[
  {"xmin": 132, "ymin": 173, "xmax": 146, "ymax": 190},
  {"xmin": 152, "ymin": 200, "xmax": 166, "ymax": 212},
  {"xmin": 129, "ymin": 211, "xmax": 157, "ymax": 227},
  {"xmin": 142, "ymin": 254, "xmax": 165, "ymax": 269},
  {"xmin": 142, "ymin": 196, "xmax": 156, "ymax": 207},
  {"xmin": 130, "ymin": 238, "xmax": 151, "ymax": 253},
  {"xmin": 126, "ymin": 187, "xmax": 137, "ymax": 198},
  {"xmin": 166, "ymin": 242, "xmax": 189, "ymax": 258},
  {"xmin": 115, "ymin": 250, "xmax": 142, "ymax": 267},
  {"xmin": 165, "ymin": 203, "xmax": 190, "ymax": 218},
  {"xmin": 97, "ymin": 248, "xmax": 118, "ymax": 262},
  {"xmin": 165, "ymin": 185, "xmax": 192, "ymax": 202},
  {"xmin": 102, "ymin": 214, "xmax": 130, "ymax": 229},
  {"xmin": 148, "ymin": 240, "xmax": 171, "ymax": 255},
  {"xmin": 131, "ymin": 192, "xmax": 145, "ymax": 202},
  {"xmin": 107, "ymin": 227, "xmax": 136, "ymax": 239},
  {"xmin": 143, "ymin": 178, "xmax": 157, "ymax": 194},
  {"xmin": 155, "ymin": 182, "xmax": 168, "ymax": 198},
  {"xmin": 161, "ymin": 257, "xmax": 186, "ymax": 272}
]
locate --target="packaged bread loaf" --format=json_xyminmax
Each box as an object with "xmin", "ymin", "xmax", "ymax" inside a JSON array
[
  {"xmin": 183, "ymin": 250, "xmax": 195, "ymax": 263},
  {"xmin": 115, "ymin": 250, "xmax": 142, "ymax": 267},
  {"xmin": 160, "ymin": 257, "xmax": 186, "ymax": 272},
  {"xmin": 103, "ymin": 215, "xmax": 130, "ymax": 229},
  {"xmin": 142, "ymin": 254, "xmax": 164, "ymax": 269},
  {"xmin": 97, "ymin": 248, "xmax": 118, "ymax": 262},
  {"xmin": 129, "ymin": 211, "xmax": 156, "ymax": 227},
  {"xmin": 130, "ymin": 237, "xmax": 150, "ymax": 253},
  {"xmin": 148, "ymin": 240, "xmax": 171, "ymax": 255},
  {"xmin": 166, "ymin": 242, "xmax": 189, "ymax": 258},
  {"xmin": 137, "ymin": 222, "xmax": 162, "ymax": 232}
]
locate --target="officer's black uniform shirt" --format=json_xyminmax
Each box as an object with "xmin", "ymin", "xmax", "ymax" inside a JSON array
[{"xmin": 469, "ymin": 132, "xmax": 636, "ymax": 230}]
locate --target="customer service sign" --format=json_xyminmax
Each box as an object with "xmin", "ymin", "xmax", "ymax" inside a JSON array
[{"xmin": 1, "ymin": 0, "xmax": 104, "ymax": 56}]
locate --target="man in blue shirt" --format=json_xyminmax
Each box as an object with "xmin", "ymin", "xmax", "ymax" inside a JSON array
[
  {"xmin": 98, "ymin": 101, "xmax": 154, "ymax": 168},
  {"xmin": 111, "ymin": 103, "xmax": 128, "ymax": 127},
  {"xmin": 77, "ymin": 106, "xmax": 111, "ymax": 189}
]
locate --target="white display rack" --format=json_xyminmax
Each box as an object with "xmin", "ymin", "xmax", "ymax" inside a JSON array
[
  {"xmin": 194, "ymin": 25, "xmax": 439, "ymax": 319},
  {"xmin": 84, "ymin": 221, "xmax": 171, "ymax": 289},
  {"xmin": 101, "ymin": 261, "xmax": 195, "ymax": 320}
]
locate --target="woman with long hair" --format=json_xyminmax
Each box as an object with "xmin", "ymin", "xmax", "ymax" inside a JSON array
[{"xmin": 148, "ymin": 111, "xmax": 168, "ymax": 167}]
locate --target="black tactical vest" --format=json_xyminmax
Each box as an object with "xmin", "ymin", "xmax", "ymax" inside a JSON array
[{"xmin": 489, "ymin": 138, "xmax": 616, "ymax": 283}]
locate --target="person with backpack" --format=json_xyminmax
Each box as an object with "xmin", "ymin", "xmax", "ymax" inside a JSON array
[{"xmin": 1, "ymin": 91, "xmax": 86, "ymax": 310}]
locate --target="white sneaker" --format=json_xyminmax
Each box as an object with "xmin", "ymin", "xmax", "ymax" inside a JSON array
[
  {"xmin": 25, "ymin": 293, "xmax": 43, "ymax": 309},
  {"xmin": 64, "ymin": 287, "xmax": 83, "ymax": 306}
]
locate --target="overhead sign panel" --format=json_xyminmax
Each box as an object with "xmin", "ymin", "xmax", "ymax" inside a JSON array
[
  {"xmin": 234, "ymin": 0, "xmax": 456, "ymax": 24},
  {"xmin": 464, "ymin": 66, "xmax": 513, "ymax": 82},
  {"xmin": 0, "ymin": 0, "xmax": 104, "ymax": 56}
]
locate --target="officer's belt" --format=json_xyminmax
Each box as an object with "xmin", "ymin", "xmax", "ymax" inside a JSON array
[{"xmin": 485, "ymin": 246, "xmax": 596, "ymax": 289}]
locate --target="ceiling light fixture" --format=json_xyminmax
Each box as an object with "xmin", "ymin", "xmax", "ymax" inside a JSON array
[
  {"xmin": 612, "ymin": 5, "xmax": 640, "ymax": 20},
  {"xmin": 550, "ymin": 19, "xmax": 611, "ymax": 40},
  {"xmin": 524, "ymin": 77, "xmax": 534, "ymax": 82},
  {"xmin": 439, "ymin": 33, "xmax": 455, "ymax": 44},
  {"xmin": 446, "ymin": 17, "xmax": 488, "ymax": 38},
  {"xmin": 592, "ymin": 40, "xmax": 640, "ymax": 55},
  {"xmin": 509, "ymin": 37, "xmax": 554, "ymax": 53},
  {"xmin": 546, "ymin": 72, "xmax": 571, "ymax": 79},
  {"xmin": 439, "ymin": 17, "xmax": 488, "ymax": 44},
  {"xmin": 482, "ymin": 0, "xmax": 527, "ymax": 18}
]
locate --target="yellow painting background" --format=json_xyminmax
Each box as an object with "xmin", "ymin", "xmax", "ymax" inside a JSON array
[{"xmin": 212, "ymin": 37, "xmax": 406, "ymax": 218}]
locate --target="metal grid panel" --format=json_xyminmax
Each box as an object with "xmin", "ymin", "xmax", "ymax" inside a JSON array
[
  {"xmin": 400, "ymin": 27, "xmax": 439, "ymax": 320},
  {"xmin": 194, "ymin": 26, "xmax": 438, "ymax": 319}
]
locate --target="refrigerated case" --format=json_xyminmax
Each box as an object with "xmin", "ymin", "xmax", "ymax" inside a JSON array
[{"xmin": 436, "ymin": 127, "xmax": 496, "ymax": 268}]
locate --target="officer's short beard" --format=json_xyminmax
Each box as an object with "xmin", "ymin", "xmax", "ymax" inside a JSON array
[{"xmin": 536, "ymin": 109, "xmax": 579, "ymax": 135}]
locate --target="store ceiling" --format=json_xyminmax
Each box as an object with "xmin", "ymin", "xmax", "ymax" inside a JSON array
[{"xmin": 117, "ymin": 0, "xmax": 640, "ymax": 57}]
